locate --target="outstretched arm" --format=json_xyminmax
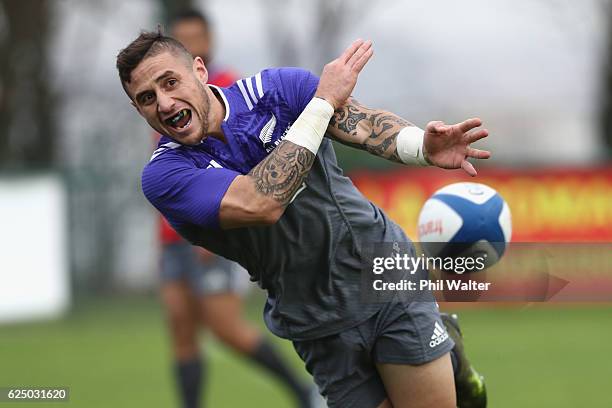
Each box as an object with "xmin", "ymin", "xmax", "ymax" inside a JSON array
[
  {"xmin": 219, "ymin": 40, "xmax": 374, "ymax": 228},
  {"xmin": 327, "ymin": 98, "xmax": 491, "ymax": 176},
  {"xmin": 327, "ymin": 98, "xmax": 410, "ymax": 163}
]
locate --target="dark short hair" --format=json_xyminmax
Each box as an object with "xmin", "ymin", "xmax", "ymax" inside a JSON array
[
  {"xmin": 116, "ymin": 27, "xmax": 192, "ymax": 93},
  {"xmin": 172, "ymin": 9, "xmax": 210, "ymax": 29}
]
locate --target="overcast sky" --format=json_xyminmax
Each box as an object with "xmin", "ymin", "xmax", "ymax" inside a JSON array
[{"xmin": 53, "ymin": 0, "xmax": 610, "ymax": 165}]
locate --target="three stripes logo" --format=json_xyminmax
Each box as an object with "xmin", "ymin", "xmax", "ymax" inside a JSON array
[{"xmin": 429, "ymin": 321, "xmax": 449, "ymax": 348}]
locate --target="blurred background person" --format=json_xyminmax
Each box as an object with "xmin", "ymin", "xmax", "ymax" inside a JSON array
[{"xmin": 157, "ymin": 9, "xmax": 317, "ymax": 408}]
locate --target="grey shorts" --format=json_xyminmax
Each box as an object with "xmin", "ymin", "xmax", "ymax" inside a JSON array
[
  {"xmin": 160, "ymin": 241, "xmax": 250, "ymax": 296},
  {"xmin": 292, "ymin": 301, "xmax": 454, "ymax": 408}
]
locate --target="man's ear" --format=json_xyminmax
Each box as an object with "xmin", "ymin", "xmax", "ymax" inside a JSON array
[{"xmin": 193, "ymin": 56, "xmax": 208, "ymax": 84}]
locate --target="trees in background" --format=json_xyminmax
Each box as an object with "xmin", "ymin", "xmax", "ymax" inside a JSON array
[
  {"xmin": 0, "ymin": 0, "xmax": 55, "ymax": 169},
  {"xmin": 602, "ymin": 1, "xmax": 612, "ymax": 154}
]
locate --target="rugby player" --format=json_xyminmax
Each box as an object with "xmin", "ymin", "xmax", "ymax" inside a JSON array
[
  {"xmin": 158, "ymin": 10, "xmax": 317, "ymax": 408},
  {"xmin": 117, "ymin": 29, "xmax": 489, "ymax": 407}
]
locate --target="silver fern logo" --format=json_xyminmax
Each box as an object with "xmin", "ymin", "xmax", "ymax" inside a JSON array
[{"xmin": 259, "ymin": 114, "xmax": 276, "ymax": 145}]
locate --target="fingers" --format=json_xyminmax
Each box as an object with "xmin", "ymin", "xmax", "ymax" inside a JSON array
[
  {"xmin": 462, "ymin": 145, "xmax": 489, "ymax": 175},
  {"xmin": 458, "ymin": 118, "xmax": 482, "ymax": 133},
  {"xmin": 426, "ymin": 117, "xmax": 489, "ymax": 175},
  {"xmin": 340, "ymin": 39, "xmax": 365, "ymax": 64},
  {"xmin": 465, "ymin": 128, "xmax": 489, "ymax": 143},
  {"xmin": 461, "ymin": 160, "xmax": 477, "ymax": 177},
  {"xmin": 426, "ymin": 121, "xmax": 448, "ymax": 133},
  {"xmin": 347, "ymin": 40, "xmax": 373, "ymax": 71},
  {"xmin": 467, "ymin": 147, "xmax": 491, "ymax": 159},
  {"xmin": 352, "ymin": 45, "xmax": 374, "ymax": 73},
  {"xmin": 317, "ymin": 40, "xmax": 373, "ymax": 109}
]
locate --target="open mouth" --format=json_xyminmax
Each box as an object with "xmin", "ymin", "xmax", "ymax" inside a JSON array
[{"xmin": 165, "ymin": 109, "xmax": 192, "ymax": 130}]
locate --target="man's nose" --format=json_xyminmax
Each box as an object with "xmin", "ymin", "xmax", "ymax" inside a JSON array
[{"xmin": 157, "ymin": 92, "xmax": 175, "ymax": 113}]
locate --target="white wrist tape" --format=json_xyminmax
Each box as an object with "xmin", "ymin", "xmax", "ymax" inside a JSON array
[
  {"xmin": 283, "ymin": 97, "xmax": 335, "ymax": 155},
  {"xmin": 396, "ymin": 126, "xmax": 429, "ymax": 166}
]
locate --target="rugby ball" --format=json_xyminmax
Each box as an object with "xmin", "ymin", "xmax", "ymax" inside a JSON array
[{"xmin": 417, "ymin": 182, "xmax": 512, "ymax": 273}]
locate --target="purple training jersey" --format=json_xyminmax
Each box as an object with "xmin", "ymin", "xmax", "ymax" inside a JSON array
[
  {"xmin": 143, "ymin": 68, "xmax": 318, "ymax": 229},
  {"xmin": 141, "ymin": 68, "xmax": 412, "ymax": 340}
]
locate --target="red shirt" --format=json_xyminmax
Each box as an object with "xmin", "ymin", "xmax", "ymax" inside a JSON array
[{"xmin": 158, "ymin": 67, "xmax": 239, "ymax": 245}]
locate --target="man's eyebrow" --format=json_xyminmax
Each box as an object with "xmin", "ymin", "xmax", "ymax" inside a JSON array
[
  {"xmin": 154, "ymin": 70, "xmax": 176, "ymax": 84},
  {"xmin": 134, "ymin": 71, "xmax": 176, "ymax": 103}
]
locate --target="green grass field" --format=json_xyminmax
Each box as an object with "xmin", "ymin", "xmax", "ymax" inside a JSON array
[{"xmin": 1, "ymin": 296, "xmax": 611, "ymax": 407}]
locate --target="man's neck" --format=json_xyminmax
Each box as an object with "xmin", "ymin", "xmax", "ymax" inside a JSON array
[{"xmin": 205, "ymin": 85, "xmax": 227, "ymax": 143}]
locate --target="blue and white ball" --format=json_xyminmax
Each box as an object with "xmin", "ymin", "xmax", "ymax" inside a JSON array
[{"xmin": 417, "ymin": 182, "xmax": 512, "ymax": 272}]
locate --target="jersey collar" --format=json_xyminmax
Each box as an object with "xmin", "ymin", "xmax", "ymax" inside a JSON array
[{"xmin": 208, "ymin": 84, "xmax": 230, "ymax": 122}]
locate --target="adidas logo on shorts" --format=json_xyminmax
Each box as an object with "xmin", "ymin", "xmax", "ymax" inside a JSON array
[{"xmin": 429, "ymin": 321, "xmax": 449, "ymax": 348}]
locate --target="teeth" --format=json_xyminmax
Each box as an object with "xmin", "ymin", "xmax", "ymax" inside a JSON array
[
  {"xmin": 170, "ymin": 110, "xmax": 184, "ymax": 124},
  {"xmin": 166, "ymin": 109, "xmax": 190, "ymax": 129},
  {"xmin": 179, "ymin": 112, "xmax": 191, "ymax": 128}
]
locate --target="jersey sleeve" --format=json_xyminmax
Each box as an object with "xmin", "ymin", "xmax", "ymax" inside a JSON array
[
  {"xmin": 265, "ymin": 67, "xmax": 320, "ymax": 117},
  {"xmin": 141, "ymin": 154, "xmax": 240, "ymax": 229}
]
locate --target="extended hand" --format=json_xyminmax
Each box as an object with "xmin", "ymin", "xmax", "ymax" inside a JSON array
[
  {"xmin": 423, "ymin": 118, "xmax": 491, "ymax": 177},
  {"xmin": 315, "ymin": 39, "xmax": 373, "ymax": 109}
]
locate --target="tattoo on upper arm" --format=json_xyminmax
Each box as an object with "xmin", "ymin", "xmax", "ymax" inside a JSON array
[
  {"xmin": 249, "ymin": 141, "xmax": 315, "ymax": 205},
  {"xmin": 329, "ymin": 98, "xmax": 412, "ymax": 163}
]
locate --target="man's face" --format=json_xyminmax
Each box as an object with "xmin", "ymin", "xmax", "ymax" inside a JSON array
[
  {"xmin": 171, "ymin": 19, "xmax": 211, "ymax": 64},
  {"xmin": 126, "ymin": 51, "xmax": 210, "ymax": 145}
]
